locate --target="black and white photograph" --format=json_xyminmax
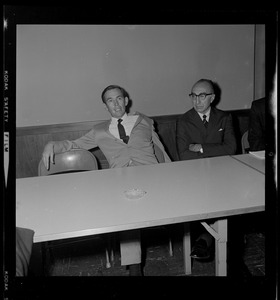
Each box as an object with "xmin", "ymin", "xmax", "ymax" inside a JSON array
[{"xmin": 3, "ymin": 6, "xmax": 277, "ymax": 299}]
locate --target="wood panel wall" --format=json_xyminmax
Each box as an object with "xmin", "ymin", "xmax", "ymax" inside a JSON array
[{"xmin": 16, "ymin": 111, "xmax": 250, "ymax": 179}]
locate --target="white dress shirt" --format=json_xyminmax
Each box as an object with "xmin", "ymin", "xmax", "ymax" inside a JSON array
[
  {"xmin": 197, "ymin": 108, "xmax": 211, "ymax": 122},
  {"xmin": 109, "ymin": 113, "xmax": 138, "ymax": 140}
]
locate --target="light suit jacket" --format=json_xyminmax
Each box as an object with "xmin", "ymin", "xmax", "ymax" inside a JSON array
[
  {"xmin": 53, "ymin": 112, "xmax": 171, "ymax": 168},
  {"xmin": 176, "ymin": 107, "xmax": 237, "ymax": 160}
]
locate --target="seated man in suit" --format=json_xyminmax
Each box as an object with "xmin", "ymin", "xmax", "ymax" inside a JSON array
[
  {"xmin": 248, "ymin": 98, "xmax": 265, "ymax": 151},
  {"xmin": 246, "ymin": 97, "xmax": 266, "ymax": 238},
  {"xmin": 176, "ymin": 78, "xmax": 237, "ymax": 260},
  {"xmin": 42, "ymin": 84, "xmax": 171, "ymax": 276}
]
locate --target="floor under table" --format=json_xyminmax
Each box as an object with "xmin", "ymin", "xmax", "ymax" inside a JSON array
[{"xmin": 29, "ymin": 220, "xmax": 265, "ymax": 277}]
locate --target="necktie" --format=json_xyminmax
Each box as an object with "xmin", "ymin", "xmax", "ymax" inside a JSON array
[
  {"xmin": 203, "ymin": 115, "xmax": 208, "ymax": 128},
  {"xmin": 118, "ymin": 119, "xmax": 129, "ymax": 144}
]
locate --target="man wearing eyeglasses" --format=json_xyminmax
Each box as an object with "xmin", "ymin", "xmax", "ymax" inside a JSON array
[
  {"xmin": 176, "ymin": 79, "xmax": 237, "ymax": 261},
  {"xmin": 176, "ymin": 78, "xmax": 236, "ymax": 161}
]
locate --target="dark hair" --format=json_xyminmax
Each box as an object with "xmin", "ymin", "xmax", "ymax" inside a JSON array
[{"xmin": 101, "ymin": 85, "xmax": 129, "ymax": 103}]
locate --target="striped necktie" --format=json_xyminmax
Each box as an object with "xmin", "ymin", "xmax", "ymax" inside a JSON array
[
  {"xmin": 118, "ymin": 119, "xmax": 129, "ymax": 143},
  {"xmin": 203, "ymin": 115, "xmax": 208, "ymax": 128}
]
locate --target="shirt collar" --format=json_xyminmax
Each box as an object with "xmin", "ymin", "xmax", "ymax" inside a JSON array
[
  {"xmin": 197, "ymin": 107, "xmax": 211, "ymax": 119},
  {"xmin": 111, "ymin": 113, "xmax": 128, "ymax": 124}
]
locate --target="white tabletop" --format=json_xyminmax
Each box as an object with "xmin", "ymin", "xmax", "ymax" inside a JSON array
[
  {"xmin": 230, "ymin": 151, "xmax": 265, "ymax": 174},
  {"xmin": 16, "ymin": 155, "xmax": 265, "ymax": 243}
]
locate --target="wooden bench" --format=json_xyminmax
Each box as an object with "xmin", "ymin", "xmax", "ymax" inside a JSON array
[{"xmin": 16, "ymin": 110, "xmax": 250, "ymax": 179}]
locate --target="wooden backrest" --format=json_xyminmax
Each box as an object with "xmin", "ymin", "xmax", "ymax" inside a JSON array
[{"xmin": 17, "ymin": 111, "xmax": 250, "ymax": 178}]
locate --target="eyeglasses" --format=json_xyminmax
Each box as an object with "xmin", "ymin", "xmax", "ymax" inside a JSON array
[{"xmin": 189, "ymin": 93, "xmax": 213, "ymax": 101}]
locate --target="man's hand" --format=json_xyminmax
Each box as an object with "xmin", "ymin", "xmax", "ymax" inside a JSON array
[
  {"xmin": 42, "ymin": 142, "xmax": 55, "ymax": 170},
  {"xmin": 189, "ymin": 143, "xmax": 202, "ymax": 152}
]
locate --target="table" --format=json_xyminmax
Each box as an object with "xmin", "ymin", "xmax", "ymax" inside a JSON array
[
  {"xmin": 16, "ymin": 155, "xmax": 265, "ymax": 276},
  {"xmin": 230, "ymin": 151, "xmax": 265, "ymax": 174}
]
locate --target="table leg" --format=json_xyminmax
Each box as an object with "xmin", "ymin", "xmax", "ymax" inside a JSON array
[
  {"xmin": 212, "ymin": 219, "xmax": 227, "ymax": 276},
  {"xmin": 183, "ymin": 223, "xmax": 192, "ymax": 275}
]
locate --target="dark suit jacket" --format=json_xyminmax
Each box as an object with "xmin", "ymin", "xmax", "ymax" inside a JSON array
[
  {"xmin": 248, "ymin": 98, "xmax": 265, "ymax": 151},
  {"xmin": 176, "ymin": 107, "xmax": 237, "ymax": 160}
]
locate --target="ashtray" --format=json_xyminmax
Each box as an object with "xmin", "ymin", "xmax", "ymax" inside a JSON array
[{"xmin": 124, "ymin": 188, "xmax": 147, "ymax": 200}]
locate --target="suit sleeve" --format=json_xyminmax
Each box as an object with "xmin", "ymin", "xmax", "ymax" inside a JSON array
[
  {"xmin": 176, "ymin": 118, "xmax": 201, "ymax": 160},
  {"xmin": 52, "ymin": 129, "xmax": 98, "ymax": 153},
  {"xmin": 248, "ymin": 102, "xmax": 265, "ymax": 151},
  {"xmin": 201, "ymin": 114, "xmax": 237, "ymax": 157},
  {"xmin": 151, "ymin": 125, "xmax": 171, "ymax": 163}
]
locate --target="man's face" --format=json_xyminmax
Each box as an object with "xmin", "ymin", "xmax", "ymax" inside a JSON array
[
  {"xmin": 103, "ymin": 88, "xmax": 128, "ymax": 118},
  {"xmin": 191, "ymin": 82, "xmax": 215, "ymax": 114}
]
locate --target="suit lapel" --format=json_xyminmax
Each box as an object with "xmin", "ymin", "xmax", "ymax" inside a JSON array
[
  {"xmin": 96, "ymin": 120, "xmax": 116, "ymax": 138},
  {"xmin": 190, "ymin": 108, "xmax": 207, "ymax": 133},
  {"xmin": 129, "ymin": 113, "xmax": 143, "ymax": 135},
  {"xmin": 101, "ymin": 120, "xmax": 111, "ymax": 132},
  {"xmin": 207, "ymin": 107, "xmax": 217, "ymax": 133},
  {"xmin": 96, "ymin": 113, "xmax": 142, "ymax": 141}
]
